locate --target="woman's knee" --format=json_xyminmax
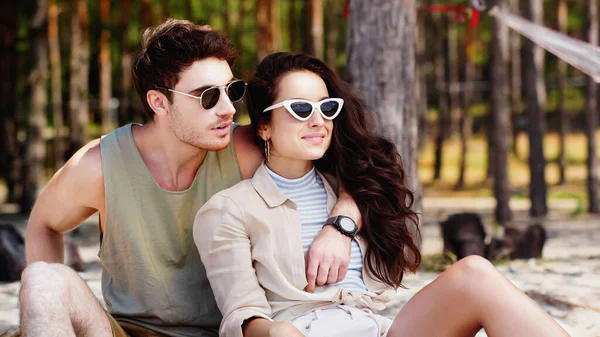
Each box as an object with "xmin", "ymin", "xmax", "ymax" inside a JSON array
[{"xmin": 443, "ymin": 256, "xmax": 500, "ymax": 292}]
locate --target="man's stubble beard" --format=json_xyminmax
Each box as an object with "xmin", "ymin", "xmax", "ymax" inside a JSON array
[{"xmin": 169, "ymin": 105, "xmax": 231, "ymax": 152}]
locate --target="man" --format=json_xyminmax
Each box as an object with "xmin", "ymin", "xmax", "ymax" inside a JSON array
[{"xmin": 18, "ymin": 20, "xmax": 361, "ymax": 337}]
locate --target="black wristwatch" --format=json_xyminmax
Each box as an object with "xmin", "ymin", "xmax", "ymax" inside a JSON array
[{"xmin": 324, "ymin": 216, "xmax": 358, "ymax": 238}]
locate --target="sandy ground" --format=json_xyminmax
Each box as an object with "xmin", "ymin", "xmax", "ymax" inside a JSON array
[{"xmin": 1, "ymin": 199, "xmax": 599, "ymax": 336}]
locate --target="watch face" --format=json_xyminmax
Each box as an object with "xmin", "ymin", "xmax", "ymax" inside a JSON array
[{"xmin": 339, "ymin": 217, "xmax": 356, "ymax": 232}]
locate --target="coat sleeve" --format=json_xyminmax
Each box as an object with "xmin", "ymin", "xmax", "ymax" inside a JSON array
[{"xmin": 193, "ymin": 194, "xmax": 273, "ymax": 337}]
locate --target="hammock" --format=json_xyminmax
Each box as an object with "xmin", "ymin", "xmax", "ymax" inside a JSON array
[{"xmin": 490, "ymin": 6, "xmax": 600, "ymax": 83}]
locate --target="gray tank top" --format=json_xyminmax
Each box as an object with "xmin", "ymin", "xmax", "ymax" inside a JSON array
[{"xmin": 99, "ymin": 123, "xmax": 242, "ymax": 337}]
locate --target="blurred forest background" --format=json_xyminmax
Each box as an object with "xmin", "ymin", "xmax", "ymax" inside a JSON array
[{"xmin": 0, "ymin": 0, "xmax": 598, "ymax": 224}]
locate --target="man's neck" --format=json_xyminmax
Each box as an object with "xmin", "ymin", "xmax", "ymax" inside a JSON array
[{"xmin": 132, "ymin": 123, "xmax": 208, "ymax": 191}]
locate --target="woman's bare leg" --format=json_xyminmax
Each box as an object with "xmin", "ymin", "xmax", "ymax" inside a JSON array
[{"xmin": 387, "ymin": 256, "xmax": 569, "ymax": 337}]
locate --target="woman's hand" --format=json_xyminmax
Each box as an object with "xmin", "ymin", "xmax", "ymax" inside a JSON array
[{"xmin": 268, "ymin": 322, "xmax": 305, "ymax": 337}]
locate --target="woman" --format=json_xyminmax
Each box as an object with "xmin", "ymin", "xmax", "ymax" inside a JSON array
[{"xmin": 193, "ymin": 52, "xmax": 569, "ymax": 337}]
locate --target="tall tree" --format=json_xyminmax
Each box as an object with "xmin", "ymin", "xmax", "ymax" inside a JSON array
[
  {"xmin": 20, "ymin": 0, "xmax": 49, "ymax": 212},
  {"xmin": 447, "ymin": 18, "xmax": 460, "ymax": 138},
  {"xmin": 184, "ymin": 0, "xmax": 192, "ymax": 19},
  {"xmin": 523, "ymin": 0, "xmax": 548, "ymax": 217},
  {"xmin": 585, "ymin": 0, "xmax": 599, "ymax": 213},
  {"xmin": 48, "ymin": 0, "xmax": 65, "ymax": 169},
  {"xmin": 256, "ymin": 0, "xmax": 280, "ymax": 61},
  {"xmin": 141, "ymin": 0, "xmax": 153, "ymax": 30},
  {"xmin": 415, "ymin": 4, "xmax": 428, "ymax": 152},
  {"xmin": 303, "ymin": 0, "xmax": 323, "ymax": 59},
  {"xmin": 490, "ymin": 1, "xmax": 512, "ymax": 224},
  {"xmin": 99, "ymin": 0, "xmax": 112, "ymax": 134},
  {"xmin": 557, "ymin": 0, "xmax": 569, "ymax": 185},
  {"xmin": 433, "ymin": 14, "xmax": 449, "ymax": 181},
  {"xmin": 0, "ymin": 0, "xmax": 20, "ymax": 202},
  {"xmin": 324, "ymin": 0, "xmax": 338, "ymax": 70},
  {"xmin": 456, "ymin": 28, "xmax": 475, "ymax": 190},
  {"xmin": 118, "ymin": 0, "xmax": 133, "ymax": 126},
  {"xmin": 69, "ymin": 0, "xmax": 90, "ymax": 155},
  {"xmin": 346, "ymin": 0, "xmax": 422, "ymax": 221},
  {"xmin": 509, "ymin": 0, "xmax": 520, "ymax": 154},
  {"xmin": 289, "ymin": 0, "xmax": 297, "ymax": 51}
]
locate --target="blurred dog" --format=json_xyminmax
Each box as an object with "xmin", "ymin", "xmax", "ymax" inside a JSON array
[
  {"xmin": 440, "ymin": 213, "xmax": 487, "ymax": 260},
  {"xmin": 441, "ymin": 213, "xmax": 547, "ymax": 261}
]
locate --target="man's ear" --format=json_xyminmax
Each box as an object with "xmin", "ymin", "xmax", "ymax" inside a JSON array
[
  {"xmin": 146, "ymin": 89, "xmax": 170, "ymax": 117},
  {"xmin": 257, "ymin": 123, "xmax": 271, "ymax": 141}
]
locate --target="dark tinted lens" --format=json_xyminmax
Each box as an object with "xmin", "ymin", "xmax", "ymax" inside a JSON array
[
  {"xmin": 201, "ymin": 88, "xmax": 220, "ymax": 109},
  {"xmin": 227, "ymin": 80, "xmax": 246, "ymax": 102},
  {"xmin": 320, "ymin": 100, "xmax": 339, "ymax": 117},
  {"xmin": 290, "ymin": 102, "xmax": 313, "ymax": 119}
]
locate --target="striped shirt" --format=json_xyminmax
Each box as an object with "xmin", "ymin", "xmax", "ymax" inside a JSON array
[{"xmin": 266, "ymin": 164, "xmax": 367, "ymax": 293}]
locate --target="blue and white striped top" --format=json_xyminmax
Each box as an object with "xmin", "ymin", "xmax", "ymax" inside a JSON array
[{"xmin": 265, "ymin": 164, "xmax": 367, "ymax": 293}]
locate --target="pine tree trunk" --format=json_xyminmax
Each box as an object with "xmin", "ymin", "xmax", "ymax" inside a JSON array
[
  {"xmin": 523, "ymin": 0, "xmax": 548, "ymax": 217},
  {"xmin": 141, "ymin": 0, "xmax": 153, "ymax": 30},
  {"xmin": 447, "ymin": 18, "xmax": 460, "ymax": 138},
  {"xmin": 68, "ymin": 0, "xmax": 89, "ymax": 156},
  {"xmin": 303, "ymin": 0, "xmax": 323, "ymax": 59},
  {"xmin": 289, "ymin": 0, "xmax": 297, "ymax": 51},
  {"xmin": 433, "ymin": 14, "xmax": 449, "ymax": 181},
  {"xmin": 346, "ymin": 0, "xmax": 421, "ymax": 217},
  {"xmin": 456, "ymin": 32, "xmax": 474, "ymax": 190},
  {"xmin": 324, "ymin": 0, "xmax": 338, "ymax": 70},
  {"xmin": 509, "ymin": 0, "xmax": 521, "ymax": 154},
  {"xmin": 20, "ymin": 0, "xmax": 49, "ymax": 213},
  {"xmin": 161, "ymin": 0, "xmax": 169, "ymax": 21},
  {"xmin": 585, "ymin": 0, "xmax": 600, "ymax": 213},
  {"xmin": 0, "ymin": 0, "xmax": 20, "ymax": 202},
  {"xmin": 118, "ymin": 0, "xmax": 132, "ymax": 126},
  {"xmin": 99, "ymin": 0, "xmax": 112, "ymax": 134},
  {"xmin": 415, "ymin": 6, "xmax": 428, "ymax": 152},
  {"xmin": 557, "ymin": 0, "xmax": 568, "ymax": 185},
  {"xmin": 256, "ymin": 0, "xmax": 280, "ymax": 61},
  {"xmin": 490, "ymin": 1, "xmax": 512, "ymax": 224},
  {"xmin": 48, "ymin": 0, "xmax": 64, "ymax": 169},
  {"xmin": 184, "ymin": 0, "xmax": 192, "ymax": 20}
]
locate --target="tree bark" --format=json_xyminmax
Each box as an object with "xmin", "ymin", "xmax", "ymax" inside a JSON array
[
  {"xmin": 415, "ymin": 5, "xmax": 428, "ymax": 152},
  {"xmin": 303, "ymin": 0, "xmax": 323, "ymax": 59},
  {"xmin": 433, "ymin": 14, "xmax": 449, "ymax": 181},
  {"xmin": 256, "ymin": 0, "xmax": 280, "ymax": 61},
  {"xmin": 289, "ymin": 0, "xmax": 297, "ymax": 51},
  {"xmin": 523, "ymin": 0, "xmax": 548, "ymax": 217},
  {"xmin": 68, "ymin": 0, "xmax": 89, "ymax": 156},
  {"xmin": 346, "ymin": 0, "xmax": 422, "ymax": 219},
  {"xmin": 456, "ymin": 30, "xmax": 474, "ymax": 190},
  {"xmin": 324, "ymin": 0, "xmax": 338, "ymax": 70},
  {"xmin": 0, "ymin": 0, "xmax": 20, "ymax": 202},
  {"xmin": 20, "ymin": 0, "xmax": 49, "ymax": 213},
  {"xmin": 99, "ymin": 0, "xmax": 112, "ymax": 135},
  {"xmin": 557, "ymin": 0, "xmax": 568, "ymax": 185},
  {"xmin": 140, "ymin": 0, "xmax": 153, "ymax": 30},
  {"xmin": 447, "ymin": 18, "xmax": 460, "ymax": 139},
  {"xmin": 118, "ymin": 0, "xmax": 132, "ymax": 126},
  {"xmin": 490, "ymin": 1, "xmax": 512, "ymax": 224},
  {"xmin": 509, "ymin": 0, "xmax": 520, "ymax": 154},
  {"xmin": 48, "ymin": 0, "xmax": 64, "ymax": 170},
  {"xmin": 585, "ymin": 0, "xmax": 600, "ymax": 213},
  {"xmin": 161, "ymin": 0, "xmax": 169, "ymax": 21},
  {"xmin": 184, "ymin": 0, "xmax": 192, "ymax": 20}
]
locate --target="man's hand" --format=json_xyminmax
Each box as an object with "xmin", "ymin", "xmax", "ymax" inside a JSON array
[{"xmin": 305, "ymin": 225, "xmax": 351, "ymax": 293}]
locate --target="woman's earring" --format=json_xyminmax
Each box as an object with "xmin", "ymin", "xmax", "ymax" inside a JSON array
[{"xmin": 264, "ymin": 139, "xmax": 271, "ymax": 162}]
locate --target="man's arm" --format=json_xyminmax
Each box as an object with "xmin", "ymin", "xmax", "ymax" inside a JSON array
[
  {"xmin": 25, "ymin": 139, "xmax": 104, "ymax": 264},
  {"xmin": 234, "ymin": 125, "xmax": 363, "ymax": 292}
]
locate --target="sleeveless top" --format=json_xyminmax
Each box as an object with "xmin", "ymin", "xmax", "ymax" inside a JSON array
[{"xmin": 99, "ymin": 123, "xmax": 242, "ymax": 337}]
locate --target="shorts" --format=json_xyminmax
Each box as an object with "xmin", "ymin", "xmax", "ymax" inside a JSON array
[
  {"xmin": 107, "ymin": 313, "xmax": 169, "ymax": 337},
  {"xmin": 291, "ymin": 305, "xmax": 393, "ymax": 337}
]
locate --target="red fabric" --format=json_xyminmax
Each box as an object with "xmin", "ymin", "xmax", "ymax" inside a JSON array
[{"xmin": 344, "ymin": 0, "xmax": 350, "ymax": 19}]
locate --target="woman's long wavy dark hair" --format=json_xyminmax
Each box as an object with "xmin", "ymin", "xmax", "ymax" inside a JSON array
[{"xmin": 246, "ymin": 52, "xmax": 421, "ymax": 289}]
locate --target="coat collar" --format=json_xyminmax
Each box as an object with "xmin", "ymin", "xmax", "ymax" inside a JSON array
[{"xmin": 251, "ymin": 162, "xmax": 338, "ymax": 211}]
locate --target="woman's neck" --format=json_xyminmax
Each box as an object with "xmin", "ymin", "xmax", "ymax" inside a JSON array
[{"xmin": 265, "ymin": 157, "xmax": 313, "ymax": 179}]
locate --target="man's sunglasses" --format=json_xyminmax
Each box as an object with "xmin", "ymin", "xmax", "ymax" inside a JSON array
[
  {"xmin": 156, "ymin": 79, "xmax": 246, "ymax": 110},
  {"xmin": 262, "ymin": 98, "xmax": 344, "ymax": 121}
]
